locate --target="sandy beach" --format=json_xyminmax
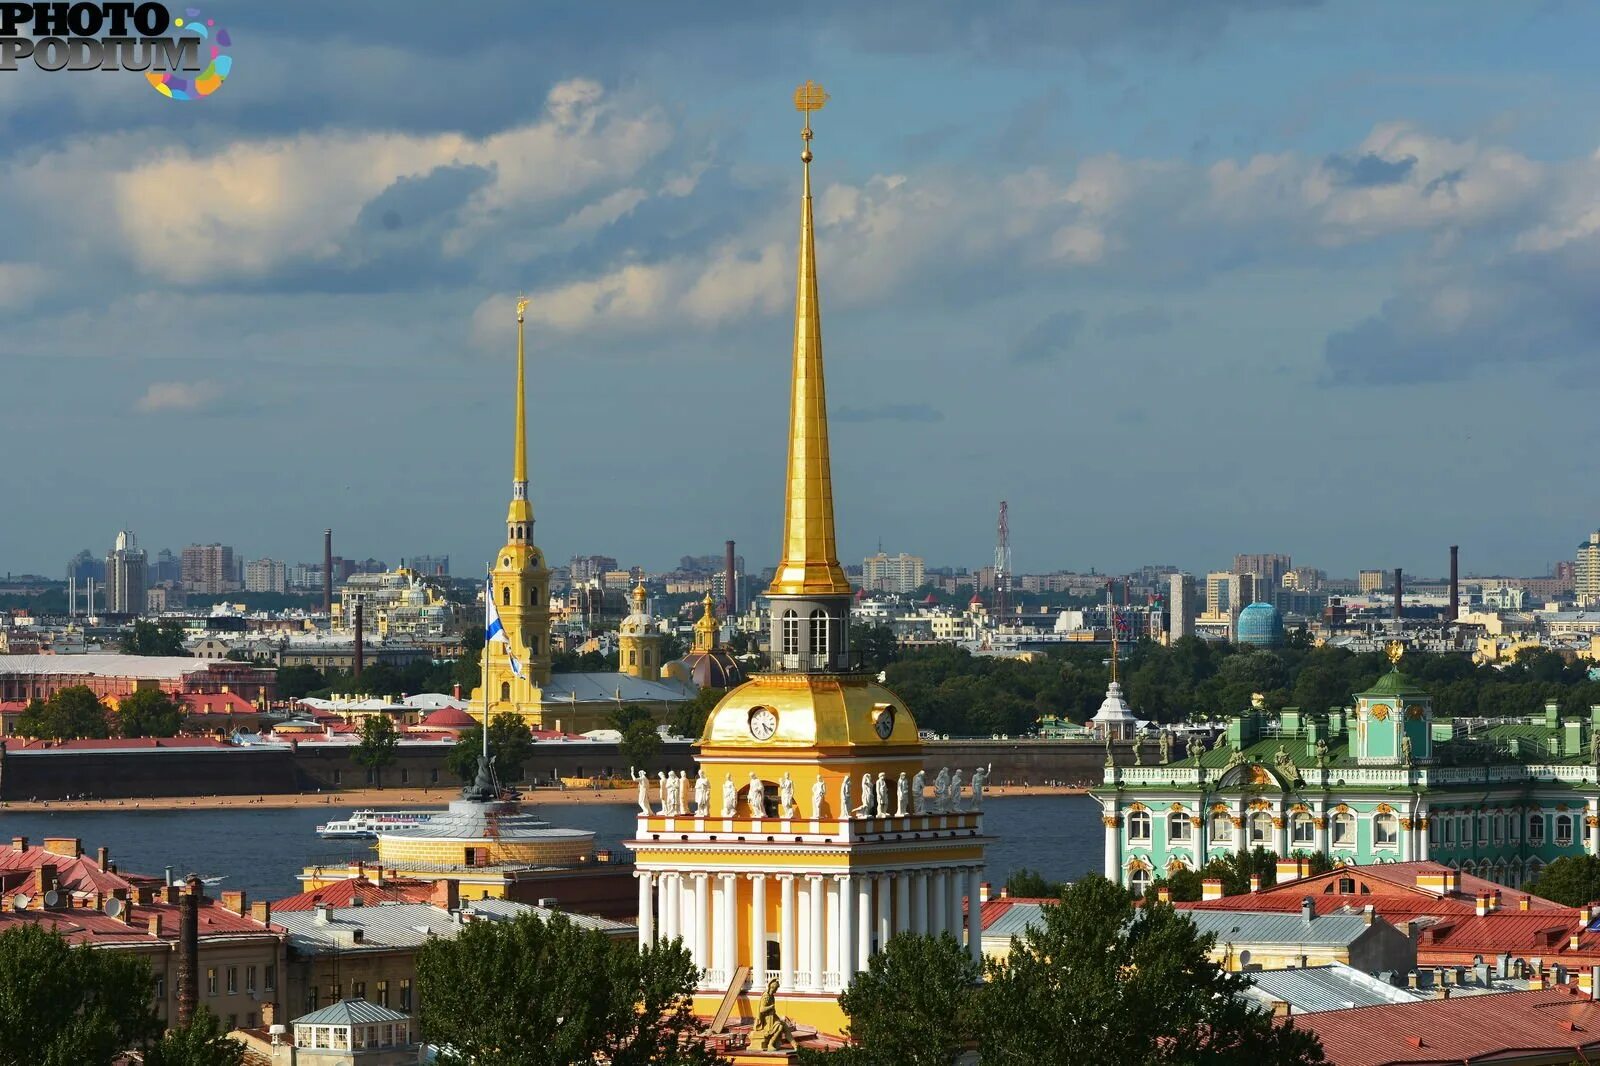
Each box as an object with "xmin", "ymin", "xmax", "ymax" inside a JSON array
[{"xmin": 0, "ymin": 783, "xmax": 1088, "ymax": 814}]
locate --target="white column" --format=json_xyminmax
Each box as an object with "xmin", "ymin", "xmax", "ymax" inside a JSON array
[
  {"xmin": 637, "ymin": 871, "xmax": 655, "ymax": 946},
  {"xmin": 966, "ymin": 867, "xmax": 983, "ymax": 965},
  {"xmin": 894, "ymin": 872, "xmax": 911, "ymax": 936},
  {"xmin": 1418, "ymin": 810, "xmax": 1431, "ymax": 861},
  {"xmin": 749, "ymin": 874, "xmax": 767, "ymax": 984},
  {"xmin": 1400, "ymin": 810, "xmax": 1414, "ymax": 862},
  {"xmin": 1589, "ymin": 799, "xmax": 1599, "ymax": 855},
  {"xmin": 807, "ymin": 874, "xmax": 825, "ymax": 991},
  {"xmin": 823, "ymin": 877, "xmax": 839, "ymax": 989},
  {"xmin": 945, "ymin": 869, "xmax": 962, "ymax": 938},
  {"xmin": 855, "ymin": 877, "xmax": 872, "ymax": 972},
  {"xmin": 1315, "ymin": 805, "xmax": 1329, "ymax": 856},
  {"xmin": 1103, "ymin": 803, "xmax": 1120, "ymax": 880},
  {"xmin": 875, "ymin": 874, "xmax": 892, "ymax": 952},
  {"xmin": 911, "ymin": 872, "xmax": 928, "ymax": 935},
  {"xmin": 836, "ymin": 875, "xmax": 855, "ymax": 984},
  {"xmin": 663, "ymin": 874, "xmax": 680, "ymax": 943},
  {"xmin": 692, "ymin": 872, "xmax": 709, "ymax": 972},
  {"xmin": 718, "ymin": 873, "xmax": 737, "ymax": 983},
  {"xmin": 1232, "ymin": 806, "xmax": 1244, "ymax": 851},
  {"xmin": 929, "ymin": 868, "xmax": 948, "ymax": 939},
  {"xmin": 779, "ymin": 875, "xmax": 796, "ymax": 991}
]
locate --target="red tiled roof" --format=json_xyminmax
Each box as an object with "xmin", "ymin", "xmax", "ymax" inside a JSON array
[
  {"xmin": 0, "ymin": 898, "xmax": 275, "ymax": 946},
  {"xmin": 270, "ymin": 875, "xmax": 433, "ymax": 912},
  {"xmin": 421, "ymin": 706, "xmax": 476, "ymax": 728},
  {"xmin": 1297, "ymin": 985, "xmax": 1600, "ymax": 1065},
  {"xmin": 179, "ymin": 691, "xmax": 257, "ymax": 715},
  {"xmin": 1186, "ymin": 861, "xmax": 1564, "ymax": 920},
  {"xmin": 0, "ymin": 737, "xmax": 232, "ymax": 751},
  {"xmin": 0, "ymin": 842, "xmax": 135, "ymax": 896}
]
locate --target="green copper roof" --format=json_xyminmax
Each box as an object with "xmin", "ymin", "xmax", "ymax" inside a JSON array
[{"xmin": 1358, "ymin": 669, "xmax": 1430, "ymax": 698}]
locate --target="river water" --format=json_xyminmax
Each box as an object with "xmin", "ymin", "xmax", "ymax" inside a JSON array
[{"xmin": 0, "ymin": 793, "xmax": 1102, "ymax": 903}]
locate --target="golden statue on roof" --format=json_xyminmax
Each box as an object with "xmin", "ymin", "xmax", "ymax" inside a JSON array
[
  {"xmin": 1386, "ymin": 641, "xmax": 1405, "ymax": 667},
  {"xmin": 793, "ymin": 80, "xmax": 828, "ymax": 114}
]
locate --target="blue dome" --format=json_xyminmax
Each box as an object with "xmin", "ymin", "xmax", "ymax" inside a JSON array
[{"xmin": 1236, "ymin": 602, "xmax": 1284, "ymax": 647}]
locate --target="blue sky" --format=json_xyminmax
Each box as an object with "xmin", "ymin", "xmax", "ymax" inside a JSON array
[{"xmin": 3, "ymin": 1, "xmax": 1598, "ymax": 581}]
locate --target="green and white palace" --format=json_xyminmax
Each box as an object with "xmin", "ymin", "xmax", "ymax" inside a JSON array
[{"xmin": 1094, "ymin": 646, "xmax": 1600, "ymax": 896}]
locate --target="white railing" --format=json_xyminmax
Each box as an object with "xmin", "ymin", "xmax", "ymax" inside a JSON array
[
  {"xmin": 1544, "ymin": 766, "xmax": 1595, "ymax": 783},
  {"xmin": 1118, "ymin": 768, "xmax": 1200, "ymax": 785},
  {"xmin": 1342, "ymin": 768, "xmax": 1412, "ymax": 784},
  {"xmin": 1424, "ymin": 767, "xmax": 1486, "ymax": 785},
  {"xmin": 702, "ymin": 967, "xmax": 727, "ymax": 988},
  {"xmin": 822, "ymin": 970, "xmax": 841, "ymax": 990},
  {"xmin": 793, "ymin": 969, "xmax": 812, "ymax": 989}
]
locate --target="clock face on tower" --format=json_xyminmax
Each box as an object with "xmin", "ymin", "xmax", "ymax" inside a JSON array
[
  {"xmin": 874, "ymin": 706, "xmax": 895, "ymax": 740},
  {"xmin": 748, "ymin": 707, "xmax": 778, "ymax": 741}
]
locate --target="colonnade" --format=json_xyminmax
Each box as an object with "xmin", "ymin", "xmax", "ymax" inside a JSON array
[{"xmin": 637, "ymin": 866, "xmax": 984, "ymax": 992}]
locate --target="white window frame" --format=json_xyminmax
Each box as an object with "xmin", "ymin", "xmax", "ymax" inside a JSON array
[
  {"xmin": 809, "ymin": 609, "xmax": 829, "ymax": 660},
  {"xmin": 1556, "ymin": 814, "xmax": 1575, "ymax": 848},
  {"xmin": 1168, "ymin": 813, "xmax": 1192, "ymax": 843},
  {"xmin": 1209, "ymin": 811, "xmax": 1232, "ymax": 842},
  {"xmin": 1129, "ymin": 867, "xmax": 1151, "ymax": 898},
  {"xmin": 1331, "ymin": 812, "xmax": 1356, "ymax": 848},
  {"xmin": 1127, "ymin": 810, "xmax": 1152, "ymax": 843},
  {"xmin": 781, "ymin": 610, "xmax": 800, "ymax": 657},
  {"xmin": 1529, "ymin": 814, "xmax": 1545, "ymax": 846},
  {"xmin": 1292, "ymin": 813, "xmax": 1315, "ymax": 847},
  {"xmin": 1248, "ymin": 811, "xmax": 1274, "ymax": 846},
  {"xmin": 1374, "ymin": 813, "xmax": 1400, "ymax": 849}
]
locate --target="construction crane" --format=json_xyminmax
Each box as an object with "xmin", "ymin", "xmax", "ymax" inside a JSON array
[{"xmin": 994, "ymin": 501, "xmax": 1012, "ymax": 622}]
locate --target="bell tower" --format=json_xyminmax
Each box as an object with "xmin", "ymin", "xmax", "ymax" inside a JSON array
[
  {"xmin": 625, "ymin": 85, "xmax": 989, "ymax": 1052},
  {"xmin": 481, "ymin": 297, "xmax": 552, "ymax": 717}
]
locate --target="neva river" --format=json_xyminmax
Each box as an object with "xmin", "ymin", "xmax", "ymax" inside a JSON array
[{"xmin": 0, "ymin": 793, "xmax": 1102, "ymax": 903}]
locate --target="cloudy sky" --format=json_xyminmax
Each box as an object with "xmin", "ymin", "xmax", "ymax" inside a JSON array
[{"xmin": 3, "ymin": 1, "xmax": 1598, "ymax": 581}]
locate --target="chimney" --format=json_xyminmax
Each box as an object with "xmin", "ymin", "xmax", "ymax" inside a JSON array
[
  {"xmin": 430, "ymin": 878, "xmax": 459, "ymax": 911},
  {"xmin": 1301, "ymin": 897, "xmax": 1315, "ymax": 925},
  {"xmin": 374, "ymin": 864, "xmax": 384, "ymax": 887},
  {"xmin": 353, "ymin": 604, "xmax": 364, "ymax": 679},
  {"xmin": 452, "ymin": 682, "xmax": 461, "ymax": 699},
  {"xmin": 1394, "ymin": 567, "xmax": 1404, "ymax": 623},
  {"xmin": 1202, "ymin": 879, "xmax": 1224, "ymax": 901},
  {"xmin": 1249, "ymin": 874, "xmax": 1261, "ymax": 894},
  {"xmin": 1476, "ymin": 895, "xmax": 1490, "ymax": 917},
  {"xmin": 96, "ymin": 846, "xmax": 109, "ymax": 869},
  {"xmin": 724, "ymin": 540, "xmax": 737, "ymax": 616},
  {"xmin": 314, "ymin": 902, "xmax": 333, "ymax": 925},
  {"xmin": 1580, "ymin": 906, "xmax": 1592, "ymax": 927},
  {"xmin": 220, "ymin": 890, "xmax": 246, "ymax": 915},
  {"xmin": 1363, "ymin": 904, "xmax": 1375, "ymax": 926},
  {"xmin": 1156, "ymin": 886, "xmax": 1171, "ymax": 904},
  {"xmin": 147, "ymin": 913, "xmax": 162, "ymax": 937},
  {"xmin": 1407, "ymin": 970, "xmax": 1421, "ymax": 990},
  {"xmin": 10, "ymin": 837, "xmax": 25, "ymax": 852},
  {"xmin": 1521, "ymin": 896, "xmax": 1531, "ymax": 912},
  {"xmin": 42, "ymin": 837, "xmax": 81, "ymax": 858},
  {"xmin": 1573, "ymin": 934, "xmax": 1584, "ymax": 950},
  {"xmin": 323, "ymin": 529, "xmax": 333, "ymax": 615},
  {"xmin": 177, "ymin": 875, "xmax": 201, "ymax": 1027},
  {"xmin": 1449, "ymin": 546, "xmax": 1459, "ymax": 622},
  {"xmin": 249, "ymin": 900, "xmax": 271, "ymax": 925},
  {"xmin": 979, "ymin": 882, "xmax": 990, "ymax": 903}
]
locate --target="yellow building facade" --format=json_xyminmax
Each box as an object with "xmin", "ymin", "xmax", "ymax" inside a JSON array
[
  {"xmin": 618, "ymin": 584, "xmax": 666, "ymax": 681},
  {"xmin": 626, "ymin": 87, "xmax": 989, "ymax": 1051}
]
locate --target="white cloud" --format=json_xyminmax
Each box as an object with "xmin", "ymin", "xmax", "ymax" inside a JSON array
[{"xmin": 135, "ymin": 381, "xmax": 220, "ymax": 413}]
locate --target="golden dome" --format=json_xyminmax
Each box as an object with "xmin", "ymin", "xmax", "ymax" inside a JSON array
[{"xmin": 700, "ymin": 673, "xmax": 920, "ymax": 751}]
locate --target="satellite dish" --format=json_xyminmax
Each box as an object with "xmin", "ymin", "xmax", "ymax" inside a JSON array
[
  {"xmin": 10, "ymin": 893, "xmax": 28, "ymax": 911},
  {"xmin": 42, "ymin": 890, "xmax": 60, "ymax": 908},
  {"xmin": 105, "ymin": 897, "xmax": 124, "ymax": 918}
]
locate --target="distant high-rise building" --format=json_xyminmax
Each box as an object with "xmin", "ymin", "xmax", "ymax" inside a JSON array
[
  {"xmin": 1282, "ymin": 567, "xmax": 1326, "ymax": 592},
  {"xmin": 402, "ymin": 554, "xmax": 450, "ymax": 577},
  {"xmin": 151, "ymin": 548, "xmax": 181, "ymax": 584},
  {"xmin": 1577, "ymin": 532, "xmax": 1600, "ymax": 607},
  {"xmin": 1205, "ymin": 571, "xmax": 1255, "ymax": 639},
  {"xmin": 862, "ymin": 552, "xmax": 925, "ymax": 594},
  {"xmin": 243, "ymin": 557, "xmax": 288, "ymax": 593},
  {"xmin": 569, "ymin": 554, "xmax": 619, "ymax": 584},
  {"xmin": 65, "ymin": 549, "xmax": 105, "ymax": 584},
  {"xmin": 104, "ymin": 530, "xmax": 147, "ymax": 615},
  {"xmin": 1168, "ymin": 572, "xmax": 1197, "ymax": 641},
  {"xmin": 181, "ymin": 543, "xmax": 237, "ymax": 594},
  {"xmin": 1358, "ymin": 569, "xmax": 1388, "ymax": 594},
  {"xmin": 1233, "ymin": 553, "xmax": 1291, "ymax": 605}
]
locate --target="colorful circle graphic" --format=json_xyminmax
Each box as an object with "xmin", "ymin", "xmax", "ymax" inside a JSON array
[{"xmin": 146, "ymin": 8, "xmax": 232, "ymax": 101}]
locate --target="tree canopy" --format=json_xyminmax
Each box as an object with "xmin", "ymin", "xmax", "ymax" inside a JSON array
[
  {"xmin": 415, "ymin": 911, "xmax": 724, "ymax": 1066},
  {"xmin": 115, "ymin": 689, "xmax": 185, "ymax": 739},
  {"xmin": 612, "ymin": 705, "xmax": 662, "ymax": 771},
  {"xmin": 797, "ymin": 934, "xmax": 980, "ymax": 1066},
  {"xmin": 119, "ymin": 619, "xmax": 187, "ymax": 656},
  {"xmin": 978, "ymin": 876, "xmax": 1328, "ymax": 1065},
  {"xmin": 17, "ymin": 686, "xmax": 111, "ymax": 741},
  {"xmin": 0, "ymin": 924, "xmax": 161, "ymax": 1065},
  {"xmin": 144, "ymin": 1007, "xmax": 245, "ymax": 1066},
  {"xmin": 352, "ymin": 713, "xmax": 401, "ymax": 785},
  {"xmin": 447, "ymin": 713, "xmax": 534, "ymax": 785},
  {"xmin": 1528, "ymin": 854, "xmax": 1600, "ymax": 907}
]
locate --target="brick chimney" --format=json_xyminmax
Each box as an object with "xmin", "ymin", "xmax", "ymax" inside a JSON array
[
  {"xmin": 430, "ymin": 878, "xmax": 459, "ymax": 911},
  {"xmin": 1156, "ymin": 886, "xmax": 1171, "ymax": 904},
  {"xmin": 249, "ymin": 900, "xmax": 272, "ymax": 926},
  {"xmin": 1476, "ymin": 895, "xmax": 1490, "ymax": 917},
  {"xmin": 177, "ymin": 875, "xmax": 201, "ymax": 1027},
  {"xmin": 96, "ymin": 846, "xmax": 109, "ymax": 869},
  {"xmin": 220, "ymin": 890, "xmax": 246, "ymax": 915},
  {"xmin": 1249, "ymin": 874, "xmax": 1261, "ymax": 894},
  {"xmin": 41, "ymin": 837, "xmax": 80, "ymax": 858},
  {"xmin": 9, "ymin": 836, "xmax": 26, "ymax": 852},
  {"xmin": 147, "ymin": 913, "xmax": 162, "ymax": 937},
  {"xmin": 1202, "ymin": 879, "xmax": 1224, "ymax": 901},
  {"xmin": 979, "ymin": 882, "xmax": 990, "ymax": 903}
]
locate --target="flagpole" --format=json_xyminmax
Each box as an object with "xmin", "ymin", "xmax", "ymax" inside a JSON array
[{"xmin": 482, "ymin": 575, "xmax": 492, "ymax": 762}]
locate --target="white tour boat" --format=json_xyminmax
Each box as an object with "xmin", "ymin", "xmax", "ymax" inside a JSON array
[{"xmin": 315, "ymin": 809, "xmax": 437, "ymax": 839}]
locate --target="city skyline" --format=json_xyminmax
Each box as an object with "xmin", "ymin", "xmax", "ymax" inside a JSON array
[{"xmin": 4, "ymin": 3, "xmax": 1599, "ymax": 577}]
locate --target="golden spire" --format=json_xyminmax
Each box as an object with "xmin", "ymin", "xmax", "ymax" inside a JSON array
[
  {"xmin": 693, "ymin": 590, "xmax": 719, "ymax": 653},
  {"xmin": 508, "ymin": 296, "xmax": 532, "ymax": 525},
  {"xmin": 771, "ymin": 81, "xmax": 851, "ymax": 599}
]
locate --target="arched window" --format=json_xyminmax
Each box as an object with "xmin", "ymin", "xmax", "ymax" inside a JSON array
[
  {"xmin": 1292, "ymin": 813, "xmax": 1315, "ymax": 847},
  {"xmin": 781, "ymin": 610, "xmax": 800, "ymax": 657},
  {"xmin": 1556, "ymin": 814, "xmax": 1575, "ymax": 847},
  {"xmin": 1168, "ymin": 813, "xmax": 1191, "ymax": 843},
  {"xmin": 1128, "ymin": 866, "xmax": 1151, "ymax": 898},
  {"xmin": 1248, "ymin": 812, "xmax": 1274, "ymax": 846},
  {"xmin": 628, "ymin": 650, "xmax": 637, "ymax": 667},
  {"xmin": 1529, "ymin": 814, "xmax": 1546, "ymax": 845},
  {"xmin": 499, "ymin": 681, "xmax": 510, "ymax": 700},
  {"xmin": 1209, "ymin": 809, "xmax": 1232, "ymax": 842},
  {"xmin": 809, "ymin": 609, "xmax": 830, "ymax": 660},
  {"xmin": 1373, "ymin": 812, "xmax": 1399, "ymax": 848},
  {"xmin": 530, "ymin": 587, "xmax": 538, "ymax": 605},
  {"xmin": 1127, "ymin": 810, "xmax": 1151, "ymax": 842},
  {"xmin": 502, "ymin": 586, "xmax": 511, "ymax": 606},
  {"xmin": 1331, "ymin": 812, "xmax": 1356, "ymax": 848}
]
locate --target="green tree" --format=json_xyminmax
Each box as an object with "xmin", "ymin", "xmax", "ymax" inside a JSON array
[
  {"xmin": 612, "ymin": 705, "xmax": 661, "ymax": 771},
  {"xmin": 351, "ymin": 714, "xmax": 400, "ymax": 787},
  {"xmin": 415, "ymin": 911, "xmax": 724, "ymax": 1066},
  {"xmin": 16, "ymin": 686, "xmax": 111, "ymax": 740},
  {"xmin": 0, "ymin": 923, "xmax": 161, "ymax": 1066},
  {"xmin": 275, "ymin": 664, "xmax": 327, "ymax": 701},
  {"xmin": 1529, "ymin": 854, "xmax": 1600, "ymax": 907},
  {"xmin": 799, "ymin": 934, "xmax": 980, "ymax": 1066},
  {"xmin": 1197, "ymin": 848, "xmax": 1279, "ymax": 898},
  {"xmin": 447, "ymin": 713, "xmax": 534, "ymax": 785},
  {"xmin": 116, "ymin": 689, "xmax": 185, "ymax": 739},
  {"xmin": 1003, "ymin": 867, "xmax": 1064, "ymax": 898},
  {"xmin": 978, "ymin": 876, "xmax": 1328, "ymax": 1066},
  {"xmin": 119, "ymin": 619, "xmax": 186, "ymax": 656},
  {"xmin": 850, "ymin": 623, "xmax": 900, "ymax": 672},
  {"xmin": 144, "ymin": 1007, "xmax": 245, "ymax": 1066},
  {"xmin": 669, "ymin": 686, "xmax": 724, "ymax": 739}
]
